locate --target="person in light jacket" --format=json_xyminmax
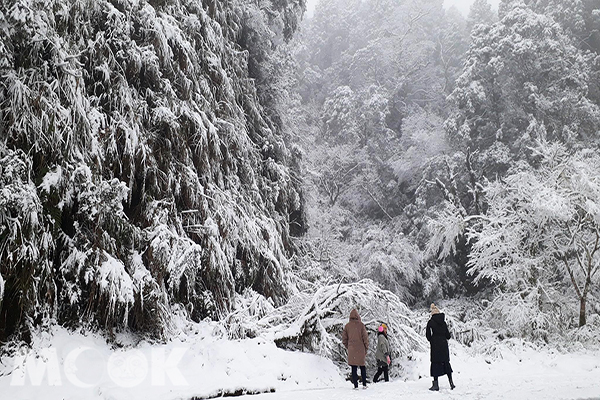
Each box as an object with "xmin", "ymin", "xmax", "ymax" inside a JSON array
[
  {"xmin": 426, "ymin": 303, "xmax": 455, "ymax": 391},
  {"xmin": 342, "ymin": 308, "xmax": 369, "ymax": 389},
  {"xmin": 373, "ymin": 323, "xmax": 391, "ymax": 382}
]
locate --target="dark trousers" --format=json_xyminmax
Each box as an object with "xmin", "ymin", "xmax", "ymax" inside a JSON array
[
  {"xmin": 373, "ymin": 364, "xmax": 389, "ymax": 382},
  {"xmin": 351, "ymin": 365, "xmax": 367, "ymax": 387}
]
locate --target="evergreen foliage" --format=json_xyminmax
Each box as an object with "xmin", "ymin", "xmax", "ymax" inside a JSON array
[
  {"xmin": 0, "ymin": 0, "xmax": 305, "ymax": 340},
  {"xmin": 297, "ymin": 0, "xmax": 600, "ymax": 336}
]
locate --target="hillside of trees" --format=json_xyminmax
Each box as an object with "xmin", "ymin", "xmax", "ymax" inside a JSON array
[
  {"xmin": 0, "ymin": 0, "xmax": 306, "ymax": 341},
  {"xmin": 1, "ymin": 0, "xmax": 600, "ymax": 358},
  {"xmin": 292, "ymin": 0, "xmax": 600, "ymax": 342}
]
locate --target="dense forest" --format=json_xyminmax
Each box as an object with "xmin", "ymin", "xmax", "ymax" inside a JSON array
[
  {"xmin": 291, "ymin": 0, "xmax": 600, "ymax": 343},
  {"xmin": 0, "ymin": 0, "xmax": 307, "ymax": 341},
  {"xmin": 1, "ymin": 0, "xmax": 600, "ymax": 369}
]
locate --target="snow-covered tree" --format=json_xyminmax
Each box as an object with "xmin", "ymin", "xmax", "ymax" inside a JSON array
[
  {"xmin": 467, "ymin": 0, "xmax": 497, "ymax": 32},
  {"xmin": 435, "ymin": 6, "xmax": 469, "ymax": 94},
  {"xmin": 468, "ymin": 140, "xmax": 600, "ymax": 329},
  {"xmin": 292, "ymin": 0, "xmax": 476, "ymax": 303},
  {"xmin": 448, "ymin": 5, "xmax": 600, "ymax": 166},
  {"xmin": 0, "ymin": 0, "xmax": 306, "ymax": 340},
  {"xmin": 225, "ymin": 280, "xmax": 426, "ymax": 374},
  {"xmin": 499, "ymin": 0, "xmax": 600, "ymax": 53}
]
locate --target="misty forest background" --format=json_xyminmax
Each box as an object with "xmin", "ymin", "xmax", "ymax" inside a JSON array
[{"xmin": 1, "ymin": 0, "xmax": 600, "ymax": 372}]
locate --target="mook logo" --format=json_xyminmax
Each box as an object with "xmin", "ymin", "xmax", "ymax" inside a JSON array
[{"xmin": 10, "ymin": 347, "xmax": 189, "ymax": 387}]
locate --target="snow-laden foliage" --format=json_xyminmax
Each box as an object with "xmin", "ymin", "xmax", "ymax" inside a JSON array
[
  {"xmin": 354, "ymin": 225, "xmax": 422, "ymax": 302},
  {"xmin": 500, "ymin": 0, "xmax": 600, "ymax": 55},
  {"xmin": 467, "ymin": 140, "xmax": 600, "ymax": 336},
  {"xmin": 423, "ymin": 1, "xmax": 600, "ymax": 306},
  {"xmin": 0, "ymin": 148, "xmax": 54, "ymax": 339},
  {"xmin": 224, "ymin": 279, "xmax": 427, "ymax": 376},
  {"xmin": 0, "ymin": 0, "xmax": 305, "ymax": 340},
  {"xmin": 298, "ymin": 196, "xmax": 424, "ymax": 303},
  {"xmin": 467, "ymin": 0, "xmax": 497, "ymax": 32},
  {"xmin": 289, "ymin": 0, "xmax": 600, "ymax": 349},
  {"xmin": 426, "ymin": 201, "xmax": 466, "ymax": 261},
  {"xmin": 448, "ymin": 4, "xmax": 600, "ymax": 157},
  {"xmin": 293, "ymin": 0, "xmax": 477, "ymax": 304}
]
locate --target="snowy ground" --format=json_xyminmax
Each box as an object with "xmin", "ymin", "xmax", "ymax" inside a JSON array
[
  {"xmin": 0, "ymin": 324, "xmax": 599, "ymax": 400},
  {"xmin": 259, "ymin": 346, "xmax": 600, "ymax": 400}
]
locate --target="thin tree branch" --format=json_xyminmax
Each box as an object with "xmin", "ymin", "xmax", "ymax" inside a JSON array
[
  {"xmin": 562, "ymin": 256, "xmax": 582, "ymax": 300},
  {"xmin": 365, "ymin": 186, "xmax": 393, "ymax": 221}
]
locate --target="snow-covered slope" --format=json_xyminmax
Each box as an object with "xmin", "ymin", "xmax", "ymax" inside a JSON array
[{"xmin": 0, "ymin": 324, "xmax": 341, "ymax": 400}]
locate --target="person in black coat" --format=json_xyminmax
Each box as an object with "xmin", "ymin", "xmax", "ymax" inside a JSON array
[{"xmin": 425, "ymin": 303, "xmax": 455, "ymax": 391}]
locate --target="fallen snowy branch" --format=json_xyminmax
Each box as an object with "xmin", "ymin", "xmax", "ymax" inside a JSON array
[{"xmin": 225, "ymin": 279, "xmax": 427, "ymax": 374}]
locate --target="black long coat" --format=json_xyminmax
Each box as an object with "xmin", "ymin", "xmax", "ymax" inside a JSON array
[{"xmin": 426, "ymin": 313, "xmax": 451, "ymax": 363}]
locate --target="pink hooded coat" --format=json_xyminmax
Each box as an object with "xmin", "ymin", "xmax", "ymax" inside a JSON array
[{"xmin": 342, "ymin": 309, "xmax": 369, "ymax": 366}]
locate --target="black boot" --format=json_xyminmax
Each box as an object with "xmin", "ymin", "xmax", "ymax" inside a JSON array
[
  {"xmin": 448, "ymin": 373, "xmax": 455, "ymax": 390},
  {"xmin": 429, "ymin": 378, "xmax": 439, "ymax": 391}
]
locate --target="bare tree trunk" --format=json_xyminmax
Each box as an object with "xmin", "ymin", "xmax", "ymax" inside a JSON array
[
  {"xmin": 466, "ymin": 149, "xmax": 482, "ymax": 215},
  {"xmin": 579, "ymin": 296, "xmax": 587, "ymax": 327},
  {"xmin": 580, "ymin": 276, "xmax": 591, "ymax": 327}
]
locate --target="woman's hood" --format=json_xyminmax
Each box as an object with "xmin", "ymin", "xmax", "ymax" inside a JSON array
[{"xmin": 350, "ymin": 309, "xmax": 361, "ymax": 321}]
